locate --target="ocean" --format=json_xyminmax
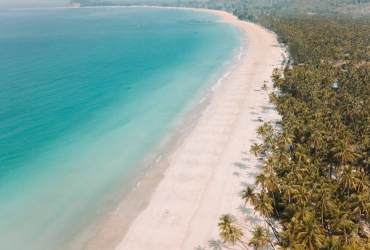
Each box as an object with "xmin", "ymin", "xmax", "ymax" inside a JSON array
[{"xmin": 0, "ymin": 7, "xmax": 242, "ymax": 250}]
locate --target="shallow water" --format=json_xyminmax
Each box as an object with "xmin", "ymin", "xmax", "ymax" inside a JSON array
[{"xmin": 0, "ymin": 7, "xmax": 242, "ymax": 249}]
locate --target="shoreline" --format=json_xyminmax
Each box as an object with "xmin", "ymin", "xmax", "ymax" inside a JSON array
[{"xmin": 80, "ymin": 7, "xmax": 283, "ymax": 250}]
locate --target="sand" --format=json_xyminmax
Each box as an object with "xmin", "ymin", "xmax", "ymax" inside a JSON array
[{"xmin": 84, "ymin": 8, "xmax": 284, "ymax": 250}]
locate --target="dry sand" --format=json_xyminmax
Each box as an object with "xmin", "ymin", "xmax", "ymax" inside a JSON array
[{"xmin": 84, "ymin": 8, "xmax": 284, "ymax": 250}]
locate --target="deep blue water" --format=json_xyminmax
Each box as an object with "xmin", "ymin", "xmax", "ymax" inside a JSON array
[{"xmin": 0, "ymin": 7, "xmax": 241, "ymax": 250}]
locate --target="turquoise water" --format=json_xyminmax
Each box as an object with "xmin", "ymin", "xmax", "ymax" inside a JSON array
[{"xmin": 0, "ymin": 7, "xmax": 242, "ymax": 250}]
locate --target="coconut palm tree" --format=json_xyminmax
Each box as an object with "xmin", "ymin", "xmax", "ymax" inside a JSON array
[
  {"xmin": 248, "ymin": 226, "xmax": 273, "ymax": 250},
  {"xmin": 313, "ymin": 183, "xmax": 336, "ymax": 228},
  {"xmin": 250, "ymin": 143, "xmax": 264, "ymax": 157},
  {"xmin": 322, "ymin": 236, "xmax": 341, "ymax": 250},
  {"xmin": 255, "ymin": 173, "xmax": 268, "ymax": 191},
  {"xmin": 254, "ymin": 191, "xmax": 274, "ymax": 219},
  {"xmin": 241, "ymin": 186, "xmax": 256, "ymax": 205},
  {"xmin": 340, "ymin": 165, "xmax": 359, "ymax": 198},
  {"xmin": 217, "ymin": 214, "xmax": 247, "ymax": 248},
  {"xmin": 275, "ymin": 230, "xmax": 296, "ymax": 250},
  {"xmin": 355, "ymin": 171, "xmax": 370, "ymax": 192},
  {"xmin": 296, "ymin": 215, "xmax": 325, "ymax": 250},
  {"xmin": 291, "ymin": 185, "xmax": 311, "ymax": 206},
  {"xmin": 350, "ymin": 192, "xmax": 370, "ymax": 234},
  {"xmin": 331, "ymin": 140, "xmax": 359, "ymax": 165}
]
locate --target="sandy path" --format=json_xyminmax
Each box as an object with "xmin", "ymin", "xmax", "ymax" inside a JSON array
[{"xmin": 108, "ymin": 9, "xmax": 284, "ymax": 250}]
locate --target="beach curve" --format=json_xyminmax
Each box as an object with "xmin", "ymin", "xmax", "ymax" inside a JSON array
[{"xmin": 83, "ymin": 8, "xmax": 284, "ymax": 250}]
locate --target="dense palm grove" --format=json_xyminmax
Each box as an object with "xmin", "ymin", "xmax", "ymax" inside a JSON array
[{"xmin": 218, "ymin": 14, "xmax": 370, "ymax": 250}]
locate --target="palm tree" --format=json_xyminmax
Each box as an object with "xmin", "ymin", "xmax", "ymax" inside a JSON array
[
  {"xmin": 272, "ymin": 68, "xmax": 281, "ymax": 88},
  {"xmin": 331, "ymin": 140, "xmax": 359, "ymax": 165},
  {"xmin": 248, "ymin": 226, "xmax": 273, "ymax": 250},
  {"xmin": 313, "ymin": 184, "xmax": 336, "ymax": 228},
  {"xmin": 276, "ymin": 230, "xmax": 296, "ymax": 250},
  {"xmin": 255, "ymin": 173, "xmax": 268, "ymax": 191},
  {"xmin": 250, "ymin": 143, "xmax": 263, "ymax": 157},
  {"xmin": 322, "ymin": 236, "xmax": 340, "ymax": 250},
  {"xmin": 336, "ymin": 219, "xmax": 357, "ymax": 245},
  {"xmin": 340, "ymin": 165, "xmax": 359, "ymax": 198},
  {"xmin": 262, "ymin": 156, "xmax": 277, "ymax": 173},
  {"xmin": 274, "ymin": 146, "xmax": 290, "ymax": 164},
  {"xmin": 293, "ymin": 143, "xmax": 310, "ymax": 164},
  {"xmin": 355, "ymin": 171, "xmax": 370, "ymax": 192},
  {"xmin": 296, "ymin": 215, "xmax": 325, "ymax": 250},
  {"xmin": 265, "ymin": 171, "xmax": 280, "ymax": 217},
  {"xmin": 308, "ymin": 130, "xmax": 323, "ymax": 155},
  {"xmin": 350, "ymin": 192, "xmax": 370, "ymax": 234},
  {"xmin": 241, "ymin": 186, "xmax": 256, "ymax": 205},
  {"xmin": 217, "ymin": 214, "xmax": 246, "ymax": 248},
  {"xmin": 291, "ymin": 185, "xmax": 311, "ymax": 205},
  {"xmin": 277, "ymin": 130, "xmax": 294, "ymax": 148},
  {"xmin": 282, "ymin": 176, "xmax": 295, "ymax": 204},
  {"xmin": 254, "ymin": 191, "xmax": 274, "ymax": 218}
]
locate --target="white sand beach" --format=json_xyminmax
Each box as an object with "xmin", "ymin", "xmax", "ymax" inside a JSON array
[{"xmin": 85, "ymin": 8, "xmax": 284, "ymax": 250}]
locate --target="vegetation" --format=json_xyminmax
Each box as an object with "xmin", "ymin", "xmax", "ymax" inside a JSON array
[
  {"xmin": 217, "ymin": 13, "xmax": 370, "ymax": 250},
  {"xmin": 69, "ymin": 0, "xmax": 370, "ymax": 15}
]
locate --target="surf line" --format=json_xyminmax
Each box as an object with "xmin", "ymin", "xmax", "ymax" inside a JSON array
[
  {"xmin": 137, "ymin": 181, "xmax": 141, "ymax": 187},
  {"xmin": 156, "ymin": 156, "xmax": 162, "ymax": 162},
  {"xmin": 199, "ymin": 97, "xmax": 206, "ymax": 104}
]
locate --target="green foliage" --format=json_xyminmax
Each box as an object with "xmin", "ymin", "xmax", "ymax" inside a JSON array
[
  {"xmin": 70, "ymin": 0, "xmax": 370, "ymax": 15},
  {"xmin": 247, "ymin": 13, "xmax": 370, "ymax": 250}
]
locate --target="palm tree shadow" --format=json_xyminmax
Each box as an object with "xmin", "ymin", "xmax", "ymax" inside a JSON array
[
  {"xmin": 194, "ymin": 245, "xmax": 206, "ymax": 250},
  {"xmin": 247, "ymin": 214, "xmax": 264, "ymax": 227},
  {"xmin": 239, "ymin": 181, "xmax": 248, "ymax": 187},
  {"xmin": 233, "ymin": 171, "xmax": 241, "ymax": 177},
  {"xmin": 207, "ymin": 238, "xmax": 235, "ymax": 250},
  {"xmin": 233, "ymin": 162, "xmax": 248, "ymax": 169},
  {"xmin": 268, "ymin": 231, "xmax": 276, "ymax": 239},
  {"xmin": 247, "ymin": 171, "xmax": 259, "ymax": 178},
  {"xmin": 237, "ymin": 190, "xmax": 244, "ymax": 198},
  {"xmin": 237, "ymin": 204, "xmax": 253, "ymax": 215},
  {"xmin": 255, "ymin": 164, "xmax": 262, "ymax": 169},
  {"xmin": 242, "ymin": 157, "xmax": 250, "ymax": 161},
  {"xmin": 239, "ymin": 181, "xmax": 254, "ymax": 187},
  {"xmin": 259, "ymin": 105, "xmax": 275, "ymax": 111}
]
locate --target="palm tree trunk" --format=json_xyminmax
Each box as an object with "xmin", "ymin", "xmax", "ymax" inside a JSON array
[
  {"xmin": 358, "ymin": 209, "xmax": 361, "ymax": 235},
  {"xmin": 268, "ymin": 237, "xmax": 276, "ymax": 250},
  {"xmin": 271, "ymin": 192, "xmax": 280, "ymax": 218},
  {"xmin": 238, "ymin": 239, "xmax": 249, "ymax": 250},
  {"xmin": 321, "ymin": 204, "xmax": 324, "ymax": 228},
  {"xmin": 263, "ymin": 218, "xmax": 280, "ymax": 240},
  {"xmin": 235, "ymin": 241, "xmax": 248, "ymax": 250}
]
